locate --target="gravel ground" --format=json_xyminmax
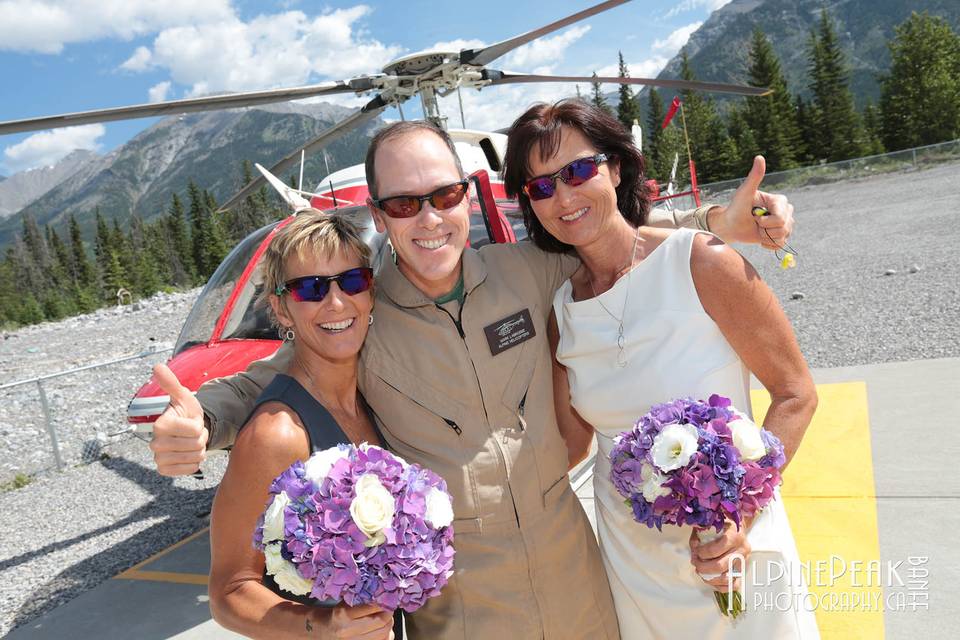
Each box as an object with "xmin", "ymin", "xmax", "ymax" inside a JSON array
[{"xmin": 1, "ymin": 161, "xmax": 958, "ymax": 637}]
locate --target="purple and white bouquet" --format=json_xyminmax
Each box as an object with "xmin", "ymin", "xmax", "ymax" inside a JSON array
[
  {"xmin": 254, "ymin": 443, "xmax": 456, "ymax": 612},
  {"xmin": 609, "ymin": 394, "xmax": 786, "ymax": 618}
]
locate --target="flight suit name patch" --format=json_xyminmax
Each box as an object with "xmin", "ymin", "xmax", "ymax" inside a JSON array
[{"xmin": 483, "ymin": 308, "xmax": 536, "ymax": 356}]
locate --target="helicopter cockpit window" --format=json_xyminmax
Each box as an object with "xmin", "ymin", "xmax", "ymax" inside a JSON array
[{"xmin": 173, "ymin": 221, "xmax": 280, "ymax": 355}]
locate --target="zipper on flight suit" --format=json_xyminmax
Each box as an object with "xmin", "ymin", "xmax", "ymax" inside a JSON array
[
  {"xmin": 434, "ymin": 294, "xmax": 522, "ymax": 528},
  {"xmin": 443, "ymin": 418, "xmax": 462, "ymax": 435},
  {"xmin": 434, "ymin": 297, "xmax": 488, "ymax": 423},
  {"xmin": 517, "ymin": 391, "xmax": 528, "ymax": 432}
]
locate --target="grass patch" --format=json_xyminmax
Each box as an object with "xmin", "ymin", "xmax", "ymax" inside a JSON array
[{"xmin": 1, "ymin": 472, "xmax": 33, "ymax": 492}]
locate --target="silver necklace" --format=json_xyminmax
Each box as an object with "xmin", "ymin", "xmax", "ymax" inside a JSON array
[{"xmin": 589, "ymin": 228, "xmax": 640, "ymax": 368}]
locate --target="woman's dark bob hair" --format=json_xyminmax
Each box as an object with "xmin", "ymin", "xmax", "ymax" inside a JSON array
[{"xmin": 502, "ymin": 99, "xmax": 650, "ymax": 254}]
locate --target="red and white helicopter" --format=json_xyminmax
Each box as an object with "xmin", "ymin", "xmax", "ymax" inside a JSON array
[{"xmin": 0, "ymin": 0, "xmax": 768, "ymax": 429}]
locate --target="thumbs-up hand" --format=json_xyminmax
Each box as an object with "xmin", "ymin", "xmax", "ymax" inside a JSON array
[
  {"xmin": 149, "ymin": 363, "xmax": 208, "ymax": 477},
  {"xmin": 707, "ymin": 156, "xmax": 795, "ymax": 249}
]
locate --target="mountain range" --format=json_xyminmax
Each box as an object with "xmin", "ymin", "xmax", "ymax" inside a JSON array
[
  {"xmin": 0, "ymin": 102, "xmax": 380, "ymax": 248},
  {"xmin": 649, "ymin": 0, "xmax": 960, "ymax": 108}
]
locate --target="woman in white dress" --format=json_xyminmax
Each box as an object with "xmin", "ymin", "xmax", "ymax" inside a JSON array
[{"xmin": 502, "ymin": 100, "xmax": 820, "ymax": 638}]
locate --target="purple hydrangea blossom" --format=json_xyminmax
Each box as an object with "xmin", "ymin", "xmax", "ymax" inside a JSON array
[{"xmin": 254, "ymin": 444, "xmax": 455, "ymax": 612}]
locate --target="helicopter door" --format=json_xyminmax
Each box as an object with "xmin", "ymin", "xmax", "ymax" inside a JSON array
[{"xmin": 469, "ymin": 169, "xmax": 517, "ymax": 245}]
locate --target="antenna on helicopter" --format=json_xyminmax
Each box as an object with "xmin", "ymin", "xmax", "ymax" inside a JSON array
[
  {"xmin": 329, "ymin": 180, "xmax": 338, "ymax": 209},
  {"xmin": 298, "ymin": 150, "xmax": 305, "ymax": 191},
  {"xmin": 458, "ymin": 87, "xmax": 467, "ymax": 129}
]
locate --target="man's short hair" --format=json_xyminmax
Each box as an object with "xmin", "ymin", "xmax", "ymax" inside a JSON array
[{"xmin": 364, "ymin": 121, "xmax": 465, "ymax": 199}]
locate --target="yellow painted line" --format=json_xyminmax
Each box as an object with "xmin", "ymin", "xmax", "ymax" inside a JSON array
[
  {"xmin": 752, "ymin": 382, "xmax": 884, "ymax": 640},
  {"xmin": 114, "ymin": 526, "xmax": 210, "ymax": 583},
  {"xmin": 115, "ymin": 570, "xmax": 209, "ymax": 585}
]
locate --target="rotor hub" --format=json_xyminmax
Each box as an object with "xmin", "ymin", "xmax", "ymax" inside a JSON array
[{"xmin": 382, "ymin": 51, "xmax": 458, "ymax": 77}]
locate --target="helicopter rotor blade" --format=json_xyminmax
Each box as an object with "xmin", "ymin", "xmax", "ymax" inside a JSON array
[
  {"xmin": 218, "ymin": 94, "xmax": 388, "ymax": 212},
  {"xmin": 459, "ymin": 0, "xmax": 630, "ymax": 67},
  {"xmin": 481, "ymin": 71, "xmax": 771, "ymax": 97},
  {"xmin": 0, "ymin": 78, "xmax": 378, "ymax": 136}
]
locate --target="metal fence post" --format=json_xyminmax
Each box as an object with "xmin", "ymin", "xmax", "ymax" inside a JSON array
[
  {"xmin": 36, "ymin": 379, "xmax": 64, "ymax": 472},
  {"xmin": 912, "ymin": 148, "xmax": 918, "ymax": 167}
]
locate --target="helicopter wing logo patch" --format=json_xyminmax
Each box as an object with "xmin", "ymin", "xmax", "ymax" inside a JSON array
[{"xmin": 484, "ymin": 308, "xmax": 535, "ymax": 356}]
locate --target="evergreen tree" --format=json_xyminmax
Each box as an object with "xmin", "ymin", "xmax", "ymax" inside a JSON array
[
  {"xmin": 862, "ymin": 102, "xmax": 886, "ymax": 155},
  {"xmin": 808, "ymin": 10, "xmax": 867, "ymax": 161},
  {"xmin": 743, "ymin": 28, "xmax": 800, "ymax": 171},
  {"xmin": 880, "ymin": 11, "xmax": 960, "ymax": 151},
  {"xmin": 726, "ymin": 108, "xmax": 760, "ymax": 176},
  {"xmin": 18, "ymin": 215, "xmax": 47, "ymax": 294},
  {"xmin": 68, "ymin": 214, "xmax": 97, "ymax": 312},
  {"xmin": 126, "ymin": 215, "xmax": 161, "ymax": 297},
  {"xmin": 166, "ymin": 193, "xmax": 194, "ymax": 285},
  {"xmin": 111, "ymin": 218, "xmax": 135, "ymax": 290},
  {"xmin": 616, "ymin": 52, "xmax": 643, "ymax": 132},
  {"xmin": 678, "ymin": 52, "xmax": 738, "ymax": 182},
  {"xmin": 590, "ymin": 73, "xmax": 613, "ymax": 115},
  {"xmin": 793, "ymin": 95, "xmax": 818, "ymax": 164},
  {"xmin": 0, "ymin": 253, "xmax": 17, "ymax": 326},
  {"xmin": 645, "ymin": 87, "xmax": 667, "ymax": 180},
  {"xmin": 189, "ymin": 182, "xmax": 228, "ymax": 281},
  {"xmin": 40, "ymin": 227, "xmax": 75, "ymax": 319},
  {"xmin": 93, "ymin": 209, "xmax": 112, "ymax": 288}
]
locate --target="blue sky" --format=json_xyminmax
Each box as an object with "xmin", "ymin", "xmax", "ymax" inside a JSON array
[{"xmin": 0, "ymin": 0, "xmax": 731, "ymax": 175}]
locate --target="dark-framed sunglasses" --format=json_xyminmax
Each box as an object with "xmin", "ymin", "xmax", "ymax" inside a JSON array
[
  {"xmin": 275, "ymin": 267, "xmax": 374, "ymax": 302},
  {"xmin": 523, "ymin": 153, "xmax": 610, "ymax": 201},
  {"xmin": 371, "ymin": 180, "xmax": 469, "ymax": 218}
]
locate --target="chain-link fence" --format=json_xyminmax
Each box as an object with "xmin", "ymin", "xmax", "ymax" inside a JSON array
[
  {"xmin": 699, "ymin": 138, "xmax": 960, "ymax": 198},
  {"xmin": 0, "ymin": 345, "xmax": 172, "ymax": 483}
]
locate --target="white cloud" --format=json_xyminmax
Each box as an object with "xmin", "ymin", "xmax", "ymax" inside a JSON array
[
  {"xmin": 652, "ymin": 22, "xmax": 702, "ymax": 55},
  {"xmin": 435, "ymin": 82, "xmax": 580, "ymax": 133},
  {"xmin": 2, "ymin": 124, "xmax": 104, "ymax": 173},
  {"xmin": 148, "ymin": 81, "xmax": 171, "ymax": 103},
  {"xmin": 665, "ymin": 0, "xmax": 731, "ymax": 19},
  {"xmin": 501, "ymin": 25, "xmax": 590, "ymax": 72},
  {"xmin": 138, "ymin": 7, "xmax": 403, "ymax": 95},
  {"xmin": 120, "ymin": 45, "xmax": 152, "ymax": 71},
  {"xmin": 0, "ymin": 0, "xmax": 232, "ymax": 54},
  {"xmin": 595, "ymin": 57, "xmax": 670, "ymax": 79},
  {"xmin": 430, "ymin": 38, "xmax": 486, "ymax": 52}
]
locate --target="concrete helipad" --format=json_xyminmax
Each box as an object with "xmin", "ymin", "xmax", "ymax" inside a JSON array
[{"xmin": 8, "ymin": 358, "xmax": 958, "ymax": 639}]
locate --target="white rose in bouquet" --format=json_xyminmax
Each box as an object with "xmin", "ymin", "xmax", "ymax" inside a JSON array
[
  {"xmin": 728, "ymin": 418, "xmax": 766, "ymax": 461},
  {"xmin": 425, "ymin": 486, "xmax": 454, "ymax": 527},
  {"xmin": 262, "ymin": 491, "xmax": 291, "ymax": 543},
  {"xmin": 264, "ymin": 543, "xmax": 314, "ymax": 596},
  {"xmin": 350, "ymin": 473, "xmax": 396, "ymax": 546},
  {"xmin": 304, "ymin": 446, "xmax": 350, "ymax": 487}
]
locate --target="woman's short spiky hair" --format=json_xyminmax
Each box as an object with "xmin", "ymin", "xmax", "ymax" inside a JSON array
[{"xmin": 257, "ymin": 210, "xmax": 371, "ymax": 329}]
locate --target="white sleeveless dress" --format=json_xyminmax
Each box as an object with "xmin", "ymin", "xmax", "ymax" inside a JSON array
[{"xmin": 553, "ymin": 229, "xmax": 819, "ymax": 639}]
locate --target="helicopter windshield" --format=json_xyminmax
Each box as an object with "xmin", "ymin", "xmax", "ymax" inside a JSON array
[{"xmin": 173, "ymin": 221, "xmax": 280, "ymax": 355}]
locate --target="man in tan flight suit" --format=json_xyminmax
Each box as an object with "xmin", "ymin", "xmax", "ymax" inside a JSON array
[{"xmin": 151, "ymin": 120, "xmax": 794, "ymax": 638}]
